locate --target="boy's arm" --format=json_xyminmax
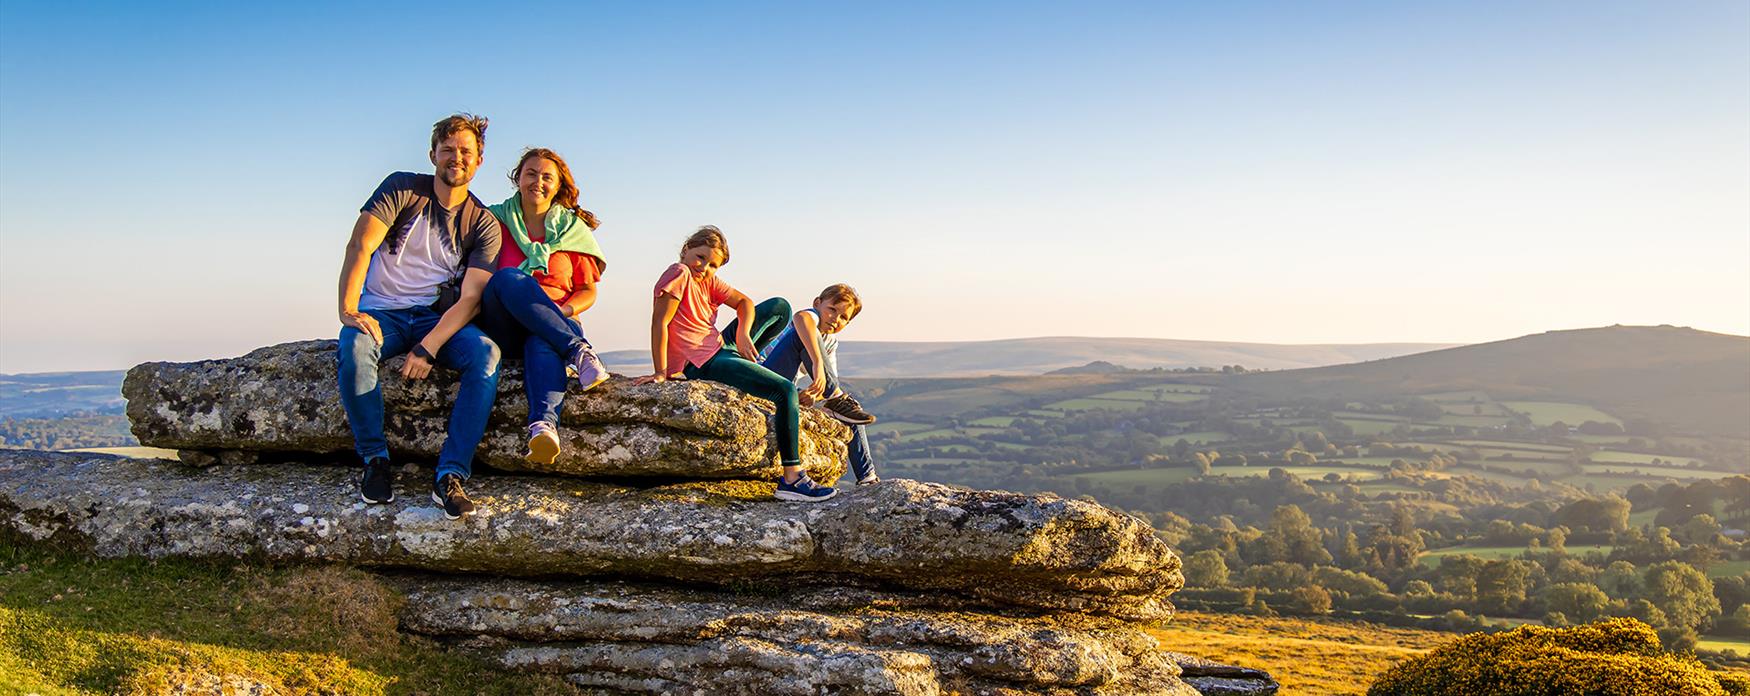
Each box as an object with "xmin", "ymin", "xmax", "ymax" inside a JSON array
[
  {"xmin": 634, "ymin": 294, "xmax": 682, "ymax": 385},
  {"xmin": 794, "ymin": 312, "xmax": 829, "ymax": 401},
  {"xmin": 724, "ymin": 288, "xmax": 758, "ymax": 362},
  {"xmin": 338, "ymin": 212, "xmax": 390, "ymax": 344}
]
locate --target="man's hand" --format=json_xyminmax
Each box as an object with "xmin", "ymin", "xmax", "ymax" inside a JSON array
[
  {"xmin": 341, "ymin": 310, "xmax": 383, "ymax": 345},
  {"xmin": 400, "ymin": 349, "xmax": 435, "ymax": 380}
]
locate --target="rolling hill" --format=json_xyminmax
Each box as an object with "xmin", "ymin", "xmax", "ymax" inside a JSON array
[{"xmin": 1230, "ymin": 325, "xmax": 1750, "ymax": 437}]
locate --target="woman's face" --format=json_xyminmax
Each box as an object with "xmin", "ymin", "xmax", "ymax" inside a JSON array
[
  {"xmin": 518, "ymin": 157, "xmax": 561, "ymax": 209},
  {"xmin": 681, "ymin": 244, "xmax": 725, "ymax": 279}
]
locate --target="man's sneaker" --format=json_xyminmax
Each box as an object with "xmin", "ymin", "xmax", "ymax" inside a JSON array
[
  {"xmin": 431, "ymin": 474, "xmax": 477, "ymax": 520},
  {"xmin": 571, "ymin": 345, "xmax": 609, "ymax": 392},
  {"xmin": 817, "ymin": 393, "xmax": 876, "ymax": 426},
  {"xmin": 857, "ymin": 472, "xmax": 881, "ymax": 486},
  {"xmin": 525, "ymin": 421, "xmax": 561, "ymax": 465},
  {"xmin": 775, "ymin": 473, "xmax": 838, "ymax": 502},
  {"xmin": 359, "ymin": 457, "xmax": 394, "ymax": 504}
]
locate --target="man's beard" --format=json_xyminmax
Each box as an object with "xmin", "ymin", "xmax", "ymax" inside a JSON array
[{"xmin": 438, "ymin": 166, "xmax": 474, "ymax": 187}]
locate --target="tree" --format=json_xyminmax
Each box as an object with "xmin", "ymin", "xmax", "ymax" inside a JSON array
[
  {"xmin": 1182, "ymin": 550, "xmax": 1229, "ymax": 588},
  {"xmin": 1288, "ymin": 585, "xmax": 1332, "ymax": 615},
  {"xmin": 1476, "ymin": 560, "xmax": 1531, "ymax": 615},
  {"xmin": 1551, "ymin": 496, "xmax": 1631, "ymax": 534},
  {"xmin": 1192, "ymin": 451, "xmax": 1213, "ymax": 476},
  {"xmin": 1680, "ymin": 514, "xmax": 1723, "ymax": 546},
  {"xmin": 1541, "ymin": 583, "xmax": 1611, "ymax": 624},
  {"xmin": 1597, "ymin": 561, "xmax": 1642, "ymax": 600},
  {"xmin": 1262, "ymin": 505, "xmax": 1331, "ymax": 566},
  {"xmin": 1642, "ymin": 561, "xmax": 1721, "ymax": 632}
]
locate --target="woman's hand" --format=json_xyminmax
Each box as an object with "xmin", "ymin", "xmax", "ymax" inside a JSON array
[{"xmin": 400, "ymin": 353, "xmax": 434, "ymax": 380}]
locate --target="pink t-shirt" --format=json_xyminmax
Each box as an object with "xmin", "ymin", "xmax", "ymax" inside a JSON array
[{"xmin": 654, "ymin": 262, "xmax": 732, "ymax": 376}]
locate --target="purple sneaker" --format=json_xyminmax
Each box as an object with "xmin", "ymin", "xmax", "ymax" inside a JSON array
[
  {"xmin": 525, "ymin": 421, "xmax": 560, "ymax": 465},
  {"xmin": 571, "ymin": 346, "xmax": 609, "ymax": 392}
]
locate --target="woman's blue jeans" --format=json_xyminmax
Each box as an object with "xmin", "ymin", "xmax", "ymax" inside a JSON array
[{"xmin": 473, "ymin": 268, "xmax": 590, "ymax": 427}]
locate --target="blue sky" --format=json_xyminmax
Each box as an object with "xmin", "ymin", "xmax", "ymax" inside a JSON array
[{"xmin": 1, "ymin": 1, "xmax": 1746, "ymax": 372}]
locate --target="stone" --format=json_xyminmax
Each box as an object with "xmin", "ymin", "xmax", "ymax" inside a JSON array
[
  {"xmin": 0, "ymin": 451, "xmax": 1181, "ymax": 619},
  {"xmin": 1160, "ymin": 652, "xmax": 1280, "ymax": 695},
  {"xmin": 397, "ymin": 577, "xmax": 1208, "ymax": 695},
  {"xmin": 123, "ymin": 340, "xmax": 850, "ymax": 480}
]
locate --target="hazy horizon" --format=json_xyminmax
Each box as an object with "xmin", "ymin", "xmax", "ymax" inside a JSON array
[{"xmin": 3, "ymin": 2, "xmax": 1746, "ymax": 373}]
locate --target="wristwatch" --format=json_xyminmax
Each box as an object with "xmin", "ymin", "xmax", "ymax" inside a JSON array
[{"xmin": 412, "ymin": 344, "xmax": 435, "ymax": 361}]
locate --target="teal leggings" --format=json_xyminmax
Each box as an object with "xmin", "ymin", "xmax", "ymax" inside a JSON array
[{"xmin": 685, "ymin": 298, "xmax": 798, "ymax": 464}]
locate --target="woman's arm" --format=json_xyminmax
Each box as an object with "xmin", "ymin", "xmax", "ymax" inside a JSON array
[
  {"xmin": 633, "ymin": 294, "xmax": 682, "ymax": 385},
  {"xmin": 557, "ymin": 280, "xmax": 597, "ymax": 317}
]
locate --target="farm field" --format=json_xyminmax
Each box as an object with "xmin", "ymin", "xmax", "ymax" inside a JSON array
[
  {"xmin": 968, "ymin": 416, "xmax": 1016, "ymax": 427},
  {"xmin": 1336, "ymin": 411, "xmax": 1408, "ymax": 422},
  {"xmin": 1432, "ymin": 414, "xmax": 1513, "ymax": 428},
  {"xmin": 1698, "ymin": 635, "xmax": 1750, "ymax": 656},
  {"xmin": 1169, "ymin": 431, "xmax": 1232, "ymax": 444},
  {"xmin": 1500, "ymin": 401, "xmax": 1620, "ymax": 426},
  {"xmin": 1419, "ymin": 544, "xmax": 1615, "ymax": 567},
  {"xmin": 1589, "ymin": 450, "xmax": 1709, "ymax": 468},
  {"xmin": 1580, "ymin": 464, "xmax": 1734, "ymax": 480},
  {"xmin": 1444, "ymin": 440, "xmax": 1573, "ymax": 453},
  {"xmin": 1076, "ymin": 464, "xmax": 1386, "ymax": 490},
  {"xmin": 1148, "ymin": 611, "xmax": 1449, "ymax": 695},
  {"xmin": 1340, "ymin": 419, "xmax": 1404, "ymax": 436},
  {"xmin": 1042, "ymin": 397, "xmax": 1152, "ymax": 412},
  {"xmin": 868, "ymin": 421, "xmax": 936, "ymax": 435},
  {"xmin": 1708, "ymin": 560, "xmax": 1750, "ymax": 578},
  {"xmin": 1091, "ymin": 387, "xmax": 1212, "ymax": 402}
]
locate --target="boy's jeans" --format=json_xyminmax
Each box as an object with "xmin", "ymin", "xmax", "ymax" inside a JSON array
[
  {"xmin": 337, "ymin": 304, "xmax": 501, "ymax": 482},
  {"xmin": 759, "ymin": 329, "xmax": 876, "ymax": 482}
]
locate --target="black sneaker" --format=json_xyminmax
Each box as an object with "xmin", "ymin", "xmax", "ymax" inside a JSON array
[
  {"xmin": 817, "ymin": 394, "xmax": 876, "ymax": 426},
  {"xmin": 359, "ymin": 457, "xmax": 394, "ymax": 504},
  {"xmin": 431, "ymin": 473, "xmax": 477, "ymax": 520}
]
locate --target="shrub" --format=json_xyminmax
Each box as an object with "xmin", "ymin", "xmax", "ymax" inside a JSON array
[{"xmin": 1368, "ymin": 618, "xmax": 1742, "ymax": 696}]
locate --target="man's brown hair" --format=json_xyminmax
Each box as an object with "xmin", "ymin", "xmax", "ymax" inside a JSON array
[
  {"xmin": 430, "ymin": 113, "xmax": 489, "ymax": 153},
  {"xmin": 817, "ymin": 283, "xmax": 862, "ymax": 320}
]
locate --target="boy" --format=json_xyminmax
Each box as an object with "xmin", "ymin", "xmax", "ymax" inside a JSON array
[{"xmin": 758, "ymin": 284, "xmax": 880, "ymax": 485}]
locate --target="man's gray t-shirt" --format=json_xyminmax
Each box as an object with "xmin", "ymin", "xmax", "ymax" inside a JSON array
[{"xmin": 357, "ymin": 172, "xmax": 500, "ymax": 311}]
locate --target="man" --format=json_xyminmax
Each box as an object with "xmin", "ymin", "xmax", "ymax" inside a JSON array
[{"xmin": 337, "ymin": 114, "xmax": 502, "ymax": 520}]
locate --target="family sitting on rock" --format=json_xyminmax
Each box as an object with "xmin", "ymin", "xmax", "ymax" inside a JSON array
[{"xmin": 336, "ymin": 113, "xmax": 879, "ymax": 519}]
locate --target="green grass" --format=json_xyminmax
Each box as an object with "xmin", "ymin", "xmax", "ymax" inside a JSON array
[
  {"xmin": 1418, "ymin": 544, "xmax": 1614, "ymax": 568},
  {"xmin": 1323, "ymin": 457, "xmax": 1414, "ymax": 468},
  {"xmin": 1499, "ymin": 401, "xmax": 1621, "ymax": 427},
  {"xmin": 1698, "ymin": 635, "xmax": 1750, "ymax": 655},
  {"xmin": 0, "ymin": 541, "xmax": 579, "ymax": 695},
  {"xmin": 1042, "ymin": 397, "xmax": 1153, "ymax": 412},
  {"xmin": 1706, "ymin": 560, "xmax": 1750, "ymax": 579},
  {"xmin": 893, "ymin": 427, "xmax": 962, "ymax": 441},
  {"xmin": 1340, "ymin": 419, "xmax": 1405, "ymax": 436},
  {"xmin": 1443, "ymin": 440, "xmax": 1574, "ymax": 453},
  {"xmin": 1469, "ymin": 448, "xmax": 1571, "ymax": 462},
  {"xmin": 1589, "ymin": 450, "xmax": 1709, "ymax": 468},
  {"xmin": 1567, "ymin": 434, "xmax": 1637, "ymax": 445},
  {"xmin": 1579, "ymin": 463, "xmax": 1733, "ymax": 480},
  {"xmin": 968, "ymin": 416, "xmax": 1016, "ymax": 427},
  {"xmin": 867, "ymin": 421, "xmax": 938, "ymax": 435},
  {"xmin": 1089, "ymin": 388, "xmax": 1209, "ymax": 402},
  {"xmin": 1335, "ymin": 411, "xmax": 1410, "ymax": 422},
  {"xmin": 1445, "ymin": 466, "xmax": 1534, "ymax": 486},
  {"xmin": 1431, "ymin": 414, "xmax": 1514, "ymax": 427},
  {"xmin": 1075, "ymin": 464, "xmax": 1386, "ymax": 490},
  {"xmin": 1167, "ymin": 431, "xmax": 1232, "ymax": 444}
]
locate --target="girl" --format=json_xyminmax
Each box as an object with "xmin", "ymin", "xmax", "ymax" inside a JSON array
[
  {"xmin": 474, "ymin": 148, "xmax": 609, "ymax": 465},
  {"xmin": 632, "ymin": 227, "xmax": 835, "ymax": 501}
]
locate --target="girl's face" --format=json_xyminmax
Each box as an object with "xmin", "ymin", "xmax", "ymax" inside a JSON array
[
  {"xmin": 518, "ymin": 157, "xmax": 561, "ymax": 209},
  {"xmin": 681, "ymin": 244, "xmax": 725, "ymax": 279},
  {"xmin": 814, "ymin": 298, "xmax": 855, "ymax": 334}
]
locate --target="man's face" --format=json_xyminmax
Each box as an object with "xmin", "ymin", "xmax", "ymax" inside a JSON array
[{"xmin": 429, "ymin": 130, "xmax": 482, "ymax": 187}]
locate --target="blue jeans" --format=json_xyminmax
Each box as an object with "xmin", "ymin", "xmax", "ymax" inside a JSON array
[
  {"xmin": 760, "ymin": 326, "xmax": 875, "ymax": 482},
  {"xmin": 473, "ymin": 268, "xmax": 590, "ymax": 427},
  {"xmin": 337, "ymin": 304, "xmax": 501, "ymax": 482}
]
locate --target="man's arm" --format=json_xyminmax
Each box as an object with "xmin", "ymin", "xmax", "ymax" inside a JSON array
[
  {"xmin": 338, "ymin": 212, "xmax": 390, "ymax": 344},
  {"xmin": 399, "ymin": 266, "xmax": 492, "ymax": 380}
]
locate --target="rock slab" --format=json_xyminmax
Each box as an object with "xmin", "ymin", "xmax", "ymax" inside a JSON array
[{"xmin": 123, "ymin": 340, "xmax": 849, "ymax": 481}]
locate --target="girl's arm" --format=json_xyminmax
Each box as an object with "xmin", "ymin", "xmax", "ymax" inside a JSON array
[
  {"xmin": 794, "ymin": 311, "xmax": 829, "ymax": 402},
  {"xmin": 723, "ymin": 288, "xmax": 758, "ymax": 362},
  {"xmin": 633, "ymin": 294, "xmax": 682, "ymax": 385}
]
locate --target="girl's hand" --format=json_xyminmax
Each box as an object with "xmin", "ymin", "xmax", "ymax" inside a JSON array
[
  {"xmin": 734, "ymin": 333, "xmax": 759, "ymax": 362},
  {"xmin": 632, "ymin": 373, "xmax": 685, "ymax": 386}
]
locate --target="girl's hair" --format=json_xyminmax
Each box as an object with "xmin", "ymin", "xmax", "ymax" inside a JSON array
[
  {"xmin": 682, "ymin": 225, "xmax": 731, "ymax": 265},
  {"xmin": 509, "ymin": 148, "xmax": 600, "ymax": 230},
  {"xmin": 817, "ymin": 283, "xmax": 862, "ymax": 319}
]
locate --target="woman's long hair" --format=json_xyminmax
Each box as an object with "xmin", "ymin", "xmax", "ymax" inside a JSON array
[{"xmin": 509, "ymin": 148, "xmax": 600, "ymax": 230}]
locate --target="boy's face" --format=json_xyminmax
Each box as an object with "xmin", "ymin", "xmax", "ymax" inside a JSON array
[{"xmin": 814, "ymin": 298, "xmax": 856, "ymax": 334}]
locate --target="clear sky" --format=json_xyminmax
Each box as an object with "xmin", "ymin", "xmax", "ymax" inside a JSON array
[{"xmin": 1, "ymin": 1, "xmax": 1746, "ymax": 373}]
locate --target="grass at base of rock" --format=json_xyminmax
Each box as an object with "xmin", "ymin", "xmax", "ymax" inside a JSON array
[
  {"xmin": 1150, "ymin": 611, "xmax": 1453, "ymax": 695},
  {"xmin": 0, "ymin": 540, "xmax": 581, "ymax": 695}
]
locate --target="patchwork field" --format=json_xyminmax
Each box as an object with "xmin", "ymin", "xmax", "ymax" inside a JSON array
[{"xmin": 1500, "ymin": 401, "xmax": 1621, "ymax": 427}]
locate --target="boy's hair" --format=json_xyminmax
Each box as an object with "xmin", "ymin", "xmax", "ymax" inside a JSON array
[
  {"xmin": 430, "ymin": 113, "xmax": 489, "ymax": 153},
  {"xmin": 817, "ymin": 283, "xmax": 862, "ymax": 319},
  {"xmin": 682, "ymin": 226, "xmax": 731, "ymax": 264}
]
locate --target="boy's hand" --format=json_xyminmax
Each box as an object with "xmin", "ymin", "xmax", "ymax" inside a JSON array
[{"xmin": 400, "ymin": 353, "xmax": 434, "ymax": 380}]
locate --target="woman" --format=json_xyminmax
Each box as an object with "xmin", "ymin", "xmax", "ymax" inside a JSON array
[{"xmin": 474, "ymin": 147, "xmax": 609, "ymax": 465}]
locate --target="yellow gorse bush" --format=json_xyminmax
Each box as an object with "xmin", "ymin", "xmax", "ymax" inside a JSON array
[{"xmin": 1368, "ymin": 618, "xmax": 1748, "ymax": 696}]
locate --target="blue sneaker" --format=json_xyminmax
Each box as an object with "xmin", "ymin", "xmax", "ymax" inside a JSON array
[{"xmin": 775, "ymin": 473, "xmax": 837, "ymax": 502}]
